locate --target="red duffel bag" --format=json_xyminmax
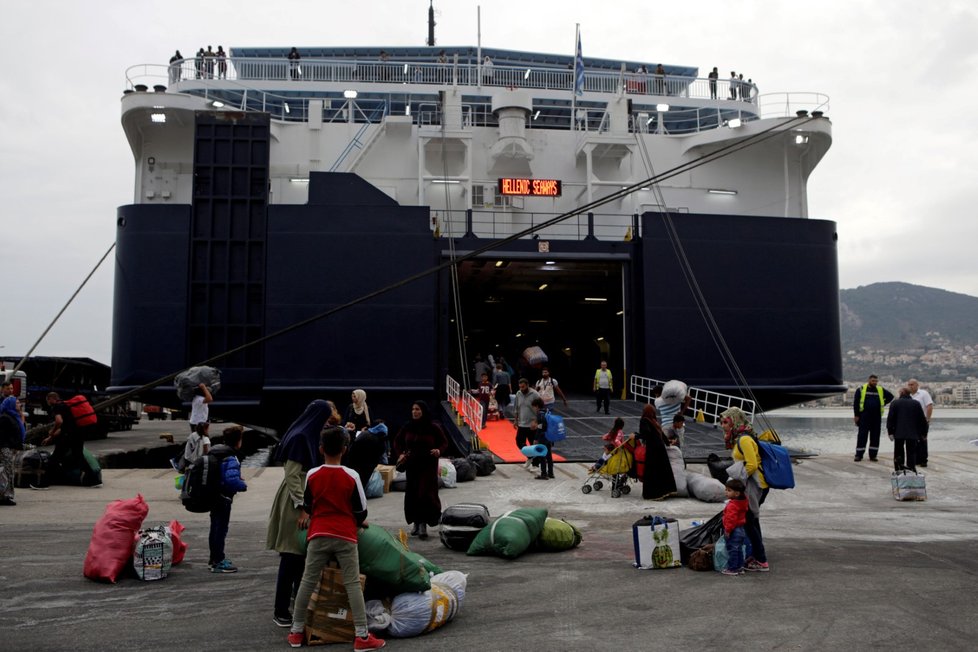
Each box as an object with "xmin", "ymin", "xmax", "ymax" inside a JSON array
[
  {"xmin": 83, "ymin": 494, "xmax": 149, "ymax": 583},
  {"xmin": 169, "ymin": 519, "xmax": 188, "ymax": 565}
]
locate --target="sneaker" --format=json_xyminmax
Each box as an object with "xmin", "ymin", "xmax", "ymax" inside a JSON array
[
  {"xmin": 29, "ymin": 483, "xmax": 50, "ymax": 490},
  {"xmin": 170, "ymin": 457, "xmax": 181, "ymax": 472},
  {"xmin": 535, "ymin": 474, "xmax": 549, "ymax": 480},
  {"xmin": 272, "ymin": 614, "xmax": 292, "ymax": 628},
  {"xmin": 523, "ymin": 459, "xmax": 533, "ymax": 471},
  {"xmin": 918, "ymin": 462, "xmax": 928, "ymax": 468},
  {"xmin": 745, "ymin": 559, "xmax": 769, "ymax": 572},
  {"xmin": 210, "ymin": 559, "xmax": 238, "ymax": 573},
  {"xmin": 853, "ymin": 456, "xmax": 862, "ymax": 462},
  {"xmin": 721, "ymin": 568, "xmax": 743, "ymax": 576},
  {"xmin": 287, "ymin": 631, "xmax": 304, "ymax": 648},
  {"xmin": 548, "ymin": 473, "xmax": 555, "ymax": 479},
  {"xmin": 0, "ymin": 498, "xmax": 15, "ymax": 506},
  {"xmin": 353, "ymin": 633, "xmax": 387, "ymax": 651}
]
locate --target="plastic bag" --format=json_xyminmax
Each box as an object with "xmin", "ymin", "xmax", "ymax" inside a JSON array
[
  {"xmin": 174, "ymin": 366, "xmax": 221, "ymax": 401},
  {"xmin": 133, "ymin": 524, "xmax": 173, "ymax": 581},
  {"xmin": 169, "ymin": 519, "xmax": 187, "ymax": 565},
  {"xmin": 438, "ymin": 458, "xmax": 457, "ymax": 488},
  {"xmin": 678, "ymin": 510, "xmax": 724, "ymax": 565},
  {"xmin": 366, "ymin": 470, "xmax": 384, "ymax": 498},
  {"xmin": 83, "ymin": 494, "xmax": 149, "ymax": 583}
]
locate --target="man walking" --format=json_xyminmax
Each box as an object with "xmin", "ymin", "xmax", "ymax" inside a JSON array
[
  {"xmin": 852, "ymin": 374, "xmax": 893, "ymax": 462},
  {"xmin": 512, "ymin": 379, "xmax": 541, "ymax": 470},
  {"xmin": 907, "ymin": 378, "xmax": 934, "ymax": 467},
  {"xmin": 593, "ymin": 361, "xmax": 613, "ymax": 415},
  {"xmin": 887, "ymin": 387, "xmax": 929, "ymax": 472},
  {"xmin": 534, "ymin": 367, "xmax": 568, "ymax": 410}
]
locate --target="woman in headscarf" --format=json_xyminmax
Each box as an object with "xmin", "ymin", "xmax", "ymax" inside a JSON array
[
  {"xmin": 266, "ymin": 399, "xmax": 340, "ymax": 626},
  {"xmin": 392, "ymin": 401, "xmax": 448, "ymax": 539},
  {"xmin": 722, "ymin": 406, "xmax": 770, "ymax": 572},
  {"xmin": 343, "ymin": 389, "xmax": 371, "ymax": 432},
  {"xmin": 0, "ymin": 396, "xmax": 26, "ymax": 506},
  {"xmin": 636, "ymin": 403, "xmax": 677, "ymax": 500}
]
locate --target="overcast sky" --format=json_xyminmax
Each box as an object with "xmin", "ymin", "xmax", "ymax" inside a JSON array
[{"xmin": 2, "ymin": 0, "xmax": 976, "ymax": 365}]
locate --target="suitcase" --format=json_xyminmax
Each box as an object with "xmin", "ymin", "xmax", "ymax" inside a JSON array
[
  {"xmin": 632, "ymin": 515, "xmax": 682, "ymax": 569},
  {"xmin": 439, "ymin": 524, "xmax": 483, "ymax": 551},
  {"xmin": 891, "ymin": 470, "xmax": 926, "ymax": 501},
  {"xmin": 440, "ymin": 503, "xmax": 490, "ymax": 528}
]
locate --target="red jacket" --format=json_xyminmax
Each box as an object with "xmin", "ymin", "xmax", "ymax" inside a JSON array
[
  {"xmin": 303, "ymin": 464, "xmax": 367, "ymax": 544},
  {"xmin": 722, "ymin": 495, "xmax": 748, "ymax": 534}
]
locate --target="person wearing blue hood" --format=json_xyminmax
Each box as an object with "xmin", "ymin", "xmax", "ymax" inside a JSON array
[
  {"xmin": 0, "ymin": 395, "xmax": 26, "ymax": 505},
  {"xmin": 266, "ymin": 399, "xmax": 341, "ymax": 627}
]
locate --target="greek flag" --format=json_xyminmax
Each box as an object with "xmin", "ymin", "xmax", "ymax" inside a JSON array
[{"xmin": 574, "ymin": 32, "xmax": 584, "ymax": 96}]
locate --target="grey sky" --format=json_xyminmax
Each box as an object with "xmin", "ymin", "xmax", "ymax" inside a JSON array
[{"xmin": 3, "ymin": 0, "xmax": 976, "ymax": 364}]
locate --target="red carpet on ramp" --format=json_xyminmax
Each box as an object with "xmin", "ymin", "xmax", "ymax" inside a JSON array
[{"xmin": 477, "ymin": 418, "xmax": 566, "ymax": 463}]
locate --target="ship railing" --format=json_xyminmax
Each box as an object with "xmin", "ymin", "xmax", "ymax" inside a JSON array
[
  {"xmin": 756, "ymin": 92, "xmax": 830, "ymax": 119},
  {"xmin": 435, "ymin": 209, "xmax": 639, "ymax": 242},
  {"xmin": 445, "ymin": 374, "xmax": 484, "ymax": 436},
  {"xmin": 630, "ymin": 375, "xmax": 756, "ymax": 425},
  {"xmin": 131, "ymin": 59, "xmax": 764, "ymax": 105}
]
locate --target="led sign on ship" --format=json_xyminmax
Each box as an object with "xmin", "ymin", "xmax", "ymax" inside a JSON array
[{"xmin": 498, "ymin": 178, "xmax": 562, "ymax": 197}]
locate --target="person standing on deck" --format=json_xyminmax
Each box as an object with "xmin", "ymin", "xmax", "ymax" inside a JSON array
[
  {"xmin": 708, "ymin": 66, "xmax": 718, "ymax": 99},
  {"xmin": 907, "ymin": 378, "xmax": 934, "ymax": 467},
  {"xmin": 887, "ymin": 387, "xmax": 929, "ymax": 472},
  {"xmin": 593, "ymin": 361, "xmax": 613, "ymax": 415},
  {"xmin": 169, "ymin": 50, "xmax": 183, "ymax": 84},
  {"xmin": 853, "ymin": 374, "xmax": 894, "ymax": 462}
]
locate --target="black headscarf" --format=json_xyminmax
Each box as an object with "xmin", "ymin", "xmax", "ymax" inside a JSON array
[{"xmin": 275, "ymin": 399, "xmax": 334, "ymax": 471}]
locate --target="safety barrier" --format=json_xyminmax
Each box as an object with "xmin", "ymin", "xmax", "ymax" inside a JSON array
[
  {"xmin": 630, "ymin": 375, "xmax": 755, "ymax": 425},
  {"xmin": 445, "ymin": 374, "xmax": 484, "ymax": 437}
]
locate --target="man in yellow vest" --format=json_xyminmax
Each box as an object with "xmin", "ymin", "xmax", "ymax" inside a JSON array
[
  {"xmin": 593, "ymin": 361, "xmax": 613, "ymax": 415},
  {"xmin": 852, "ymin": 374, "xmax": 894, "ymax": 462}
]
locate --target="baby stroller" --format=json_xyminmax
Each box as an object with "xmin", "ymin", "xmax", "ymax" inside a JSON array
[{"xmin": 582, "ymin": 437, "xmax": 635, "ymax": 498}]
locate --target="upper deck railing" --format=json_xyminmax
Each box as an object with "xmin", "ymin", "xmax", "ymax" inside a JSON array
[{"xmin": 127, "ymin": 58, "xmax": 828, "ymax": 135}]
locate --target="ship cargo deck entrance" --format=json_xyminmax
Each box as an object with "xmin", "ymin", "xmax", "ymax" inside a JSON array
[{"xmin": 445, "ymin": 253, "xmax": 632, "ymax": 395}]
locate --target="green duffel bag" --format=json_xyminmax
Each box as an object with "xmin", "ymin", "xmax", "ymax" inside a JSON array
[
  {"xmin": 466, "ymin": 507, "xmax": 548, "ymax": 559},
  {"xmin": 535, "ymin": 517, "xmax": 583, "ymax": 552},
  {"xmin": 356, "ymin": 525, "xmax": 442, "ymax": 594}
]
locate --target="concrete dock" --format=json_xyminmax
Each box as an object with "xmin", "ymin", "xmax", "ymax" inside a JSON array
[{"xmin": 3, "ymin": 437, "xmax": 978, "ymax": 650}]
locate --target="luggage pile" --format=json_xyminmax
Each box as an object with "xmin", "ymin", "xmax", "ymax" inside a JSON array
[
  {"xmin": 388, "ymin": 451, "xmax": 496, "ymax": 492},
  {"xmin": 314, "ymin": 525, "xmax": 468, "ymax": 641},
  {"xmin": 82, "ymin": 494, "xmax": 188, "ymax": 583},
  {"xmin": 437, "ymin": 506, "xmax": 583, "ymax": 560}
]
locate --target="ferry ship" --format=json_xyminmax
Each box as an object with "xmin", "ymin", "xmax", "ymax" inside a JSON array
[{"xmin": 112, "ymin": 28, "xmax": 842, "ymax": 426}]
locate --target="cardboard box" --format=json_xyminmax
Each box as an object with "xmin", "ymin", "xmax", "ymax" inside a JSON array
[
  {"xmin": 375, "ymin": 464, "xmax": 395, "ymax": 493},
  {"xmin": 305, "ymin": 566, "xmax": 367, "ymax": 646}
]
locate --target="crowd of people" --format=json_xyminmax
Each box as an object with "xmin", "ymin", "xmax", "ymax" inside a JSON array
[{"xmin": 168, "ymin": 46, "xmax": 228, "ymax": 84}]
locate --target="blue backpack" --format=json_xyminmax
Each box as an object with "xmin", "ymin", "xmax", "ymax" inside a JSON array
[
  {"xmin": 738, "ymin": 438, "xmax": 795, "ymax": 489},
  {"xmin": 544, "ymin": 411, "xmax": 566, "ymax": 442}
]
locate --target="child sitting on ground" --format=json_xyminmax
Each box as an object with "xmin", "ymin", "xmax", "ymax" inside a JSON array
[
  {"xmin": 209, "ymin": 425, "xmax": 248, "ymax": 573},
  {"xmin": 721, "ymin": 478, "xmax": 748, "ymax": 576},
  {"xmin": 288, "ymin": 425, "xmax": 386, "ymax": 650}
]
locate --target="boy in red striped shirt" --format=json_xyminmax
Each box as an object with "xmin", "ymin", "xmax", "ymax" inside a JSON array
[{"xmin": 288, "ymin": 426, "xmax": 386, "ymax": 650}]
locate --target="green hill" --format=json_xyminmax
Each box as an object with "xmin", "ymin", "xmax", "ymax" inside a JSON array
[{"xmin": 840, "ymin": 282, "xmax": 978, "ymax": 379}]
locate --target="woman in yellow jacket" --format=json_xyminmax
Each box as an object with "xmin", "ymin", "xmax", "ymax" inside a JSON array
[{"xmin": 723, "ymin": 407, "xmax": 770, "ymax": 572}]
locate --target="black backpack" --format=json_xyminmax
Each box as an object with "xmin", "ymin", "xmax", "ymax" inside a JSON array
[{"xmin": 180, "ymin": 445, "xmax": 232, "ymax": 513}]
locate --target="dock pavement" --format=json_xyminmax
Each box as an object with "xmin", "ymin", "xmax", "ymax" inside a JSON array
[{"xmin": 3, "ymin": 437, "xmax": 978, "ymax": 650}]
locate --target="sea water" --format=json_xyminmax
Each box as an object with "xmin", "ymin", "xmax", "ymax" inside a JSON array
[{"xmin": 761, "ymin": 407, "xmax": 978, "ymax": 455}]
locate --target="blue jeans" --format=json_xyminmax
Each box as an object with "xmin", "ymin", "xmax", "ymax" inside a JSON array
[
  {"xmin": 208, "ymin": 496, "xmax": 232, "ymax": 564},
  {"xmin": 291, "ymin": 535, "xmax": 367, "ymax": 636},
  {"xmin": 744, "ymin": 488, "xmax": 769, "ymax": 564},
  {"xmin": 725, "ymin": 526, "xmax": 746, "ymax": 571}
]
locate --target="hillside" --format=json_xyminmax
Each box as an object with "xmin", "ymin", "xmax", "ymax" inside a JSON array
[{"xmin": 840, "ymin": 282, "xmax": 978, "ymax": 380}]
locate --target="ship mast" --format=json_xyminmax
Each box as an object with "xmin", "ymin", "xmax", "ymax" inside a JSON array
[{"xmin": 427, "ymin": 0, "xmax": 436, "ymax": 46}]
